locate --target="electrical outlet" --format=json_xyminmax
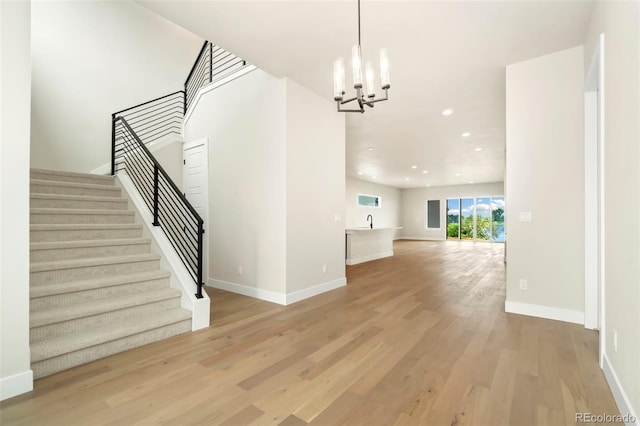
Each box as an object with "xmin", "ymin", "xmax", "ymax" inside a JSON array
[
  {"xmin": 613, "ymin": 329, "xmax": 618, "ymax": 351},
  {"xmin": 519, "ymin": 279, "xmax": 528, "ymax": 290},
  {"xmin": 237, "ymin": 266, "xmax": 243, "ymax": 276},
  {"xmin": 322, "ymin": 264, "xmax": 327, "ymax": 274}
]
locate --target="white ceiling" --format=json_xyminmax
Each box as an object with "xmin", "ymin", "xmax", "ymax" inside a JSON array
[{"xmin": 137, "ymin": 0, "xmax": 594, "ymax": 188}]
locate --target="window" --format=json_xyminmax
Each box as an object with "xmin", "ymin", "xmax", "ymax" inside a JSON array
[
  {"xmin": 426, "ymin": 200, "xmax": 440, "ymax": 229},
  {"xmin": 446, "ymin": 196, "xmax": 505, "ymax": 242},
  {"xmin": 357, "ymin": 194, "xmax": 381, "ymax": 208}
]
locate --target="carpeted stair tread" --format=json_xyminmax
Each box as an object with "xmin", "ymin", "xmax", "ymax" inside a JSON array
[
  {"xmin": 30, "ymin": 168, "xmax": 114, "ymax": 183},
  {"xmin": 30, "ymin": 269, "xmax": 171, "ymax": 298},
  {"xmin": 30, "ymin": 208, "xmax": 135, "ymax": 217},
  {"xmin": 30, "ymin": 192, "xmax": 128, "ymax": 206},
  {"xmin": 30, "ymin": 179, "xmax": 122, "ymax": 193},
  {"xmin": 30, "ymin": 253, "xmax": 160, "ymax": 273},
  {"xmin": 30, "ymin": 308, "xmax": 191, "ymax": 362},
  {"xmin": 30, "ymin": 287, "xmax": 182, "ymax": 328},
  {"xmin": 30, "ymin": 223, "xmax": 142, "ymax": 232},
  {"xmin": 31, "ymin": 237, "xmax": 151, "ymax": 251}
]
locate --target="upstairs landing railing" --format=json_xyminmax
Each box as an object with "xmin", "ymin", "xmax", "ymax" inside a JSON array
[{"xmin": 111, "ymin": 40, "xmax": 250, "ymax": 298}]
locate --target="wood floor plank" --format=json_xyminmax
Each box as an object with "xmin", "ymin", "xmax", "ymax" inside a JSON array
[{"xmin": 0, "ymin": 241, "xmax": 621, "ymax": 426}]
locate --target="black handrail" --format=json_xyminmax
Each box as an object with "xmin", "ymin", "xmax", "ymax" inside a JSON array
[
  {"xmin": 113, "ymin": 116, "xmax": 204, "ymax": 299},
  {"xmin": 184, "ymin": 41, "xmax": 209, "ymax": 87}
]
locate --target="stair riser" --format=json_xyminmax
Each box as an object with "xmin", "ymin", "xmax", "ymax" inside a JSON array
[
  {"xmin": 30, "ymin": 227, "xmax": 142, "ymax": 243},
  {"xmin": 30, "ymin": 259, "xmax": 160, "ymax": 285},
  {"xmin": 30, "ymin": 172, "xmax": 114, "ymax": 187},
  {"xmin": 31, "ymin": 297, "xmax": 181, "ymax": 341},
  {"xmin": 31, "ymin": 198, "xmax": 128, "ymax": 210},
  {"xmin": 31, "ymin": 183, "xmax": 121, "ymax": 198},
  {"xmin": 30, "ymin": 212, "xmax": 135, "ymax": 225},
  {"xmin": 31, "ymin": 320, "xmax": 191, "ymax": 379},
  {"xmin": 30, "ymin": 277, "xmax": 170, "ymax": 311},
  {"xmin": 31, "ymin": 243, "xmax": 150, "ymax": 262}
]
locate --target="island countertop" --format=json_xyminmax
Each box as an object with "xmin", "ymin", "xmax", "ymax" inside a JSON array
[{"xmin": 345, "ymin": 226, "xmax": 402, "ymax": 234}]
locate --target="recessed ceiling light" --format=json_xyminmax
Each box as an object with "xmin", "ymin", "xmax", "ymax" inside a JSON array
[
  {"xmin": 455, "ymin": 173, "xmax": 461, "ymax": 176},
  {"xmin": 411, "ymin": 165, "xmax": 417, "ymax": 169},
  {"xmin": 367, "ymin": 146, "xmax": 374, "ymax": 151},
  {"xmin": 357, "ymin": 171, "xmax": 363, "ymax": 175},
  {"xmin": 474, "ymin": 147, "xmax": 483, "ymax": 152},
  {"xmin": 442, "ymin": 109, "xmax": 453, "ymax": 116},
  {"xmin": 405, "ymin": 177, "xmax": 410, "ymax": 181},
  {"xmin": 469, "ymin": 181, "xmax": 475, "ymax": 184},
  {"xmin": 422, "ymin": 170, "xmax": 428, "ymax": 174},
  {"xmin": 425, "ymin": 184, "xmax": 431, "ymax": 187},
  {"xmin": 372, "ymin": 175, "xmax": 376, "ymax": 178},
  {"xmin": 462, "ymin": 132, "xmax": 471, "ymax": 137}
]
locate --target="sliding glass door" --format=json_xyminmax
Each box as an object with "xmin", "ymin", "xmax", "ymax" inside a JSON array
[
  {"xmin": 445, "ymin": 196, "xmax": 505, "ymax": 242},
  {"xmin": 446, "ymin": 199, "xmax": 460, "ymax": 240},
  {"xmin": 491, "ymin": 197, "xmax": 505, "ymax": 242},
  {"xmin": 460, "ymin": 198, "xmax": 475, "ymax": 240}
]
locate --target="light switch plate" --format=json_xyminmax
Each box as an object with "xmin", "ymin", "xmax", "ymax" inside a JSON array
[{"xmin": 519, "ymin": 211, "xmax": 532, "ymax": 222}]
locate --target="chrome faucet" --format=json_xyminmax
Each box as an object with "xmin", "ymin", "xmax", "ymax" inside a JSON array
[{"xmin": 366, "ymin": 214, "xmax": 373, "ymax": 229}]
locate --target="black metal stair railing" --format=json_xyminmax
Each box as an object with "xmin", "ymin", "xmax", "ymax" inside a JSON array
[
  {"xmin": 110, "ymin": 39, "xmax": 251, "ymax": 299},
  {"xmin": 112, "ymin": 91, "xmax": 184, "ymax": 147},
  {"xmin": 112, "ymin": 117, "xmax": 204, "ymax": 298},
  {"xmin": 184, "ymin": 41, "xmax": 248, "ymax": 111}
]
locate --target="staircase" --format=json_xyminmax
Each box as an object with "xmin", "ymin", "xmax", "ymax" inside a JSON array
[{"xmin": 29, "ymin": 168, "xmax": 192, "ymax": 379}]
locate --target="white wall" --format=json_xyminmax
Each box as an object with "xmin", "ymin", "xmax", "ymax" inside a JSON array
[
  {"xmin": 402, "ymin": 182, "xmax": 504, "ymax": 240},
  {"xmin": 286, "ymin": 79, "xmax": 346, "ymax": 294},
  {"xmin": 0, "ymin": 0, "xmax": 33, "ymax": 400},
  {"xmin": 184, "ymin": 70, "xmax": 287, "ymax": 296},
  {"xmin": 505, "ymin": 46, "xmax": 585, "ymax": 318},
  {"xmin": 152, "ymin": 140, "xmax": 184, "ymax": 190},
  {"xmin": 184, "ymin": 70, "xmax": 346, "ymax": 302},
  {"xmin": 31, "ymin": 0, "xmax": 202, "ymax": 172},
  {"xmin": 585, "ymin": 1, "xmax": 640, "ymax": 417},
  {"xmin": 346, "ymin": 178, "xmax": 402, "ymax": 239}
]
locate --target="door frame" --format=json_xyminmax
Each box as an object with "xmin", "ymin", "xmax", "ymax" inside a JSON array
[
  {"xmin": 584, "ymin": 34, "xmax": 605, "ymax": 366},
  {"xmin": 183, "ymin": 138, "xmax": 210, "ymax": 285}
]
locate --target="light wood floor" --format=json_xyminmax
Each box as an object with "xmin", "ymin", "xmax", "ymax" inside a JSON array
[{"xmin": 1, "ymin": 241, "xmax": 620, "ymax": 425}]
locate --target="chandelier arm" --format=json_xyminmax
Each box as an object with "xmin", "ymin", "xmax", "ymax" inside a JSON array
[
  {"xmin": 336, "ymin": 102, "xmax": 365, "ymax": 113},
  {"xmin": 340, "ymin": 96, "xmax": 359, "ymax": 104}
]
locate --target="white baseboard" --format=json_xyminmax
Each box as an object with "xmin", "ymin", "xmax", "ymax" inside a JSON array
[
  {"xmin": 504, "ymin": 300, "xmax": 584, "ymax": 325},
  {"xmin": 0, "ymin": 370, "xmax": 33, "ymax": 401},
  {"xmin": 603, "ymin": 353, "xmax": 639, "ymax": 426},
  {"xmin": 207, "ymin": 277, "xmax": 347, "ymax": 306},
  {"xmin": 207, "ymin": 278, "xmax": 286, "ymax": 305},
  {"xmin": 286, "ymin": 277, "xmax": 346, "ymax": 305},
  {"xmin": 346, "ymin": 251, "xmax": 393, "ymax": 265}
]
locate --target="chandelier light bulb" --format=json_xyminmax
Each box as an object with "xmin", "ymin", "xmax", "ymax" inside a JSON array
[
  {"xmin": 351, "ymin": 45, "xmax": 363, "ymax": 88},
  {"xmin": 333, "ymin": 57, "xmax": 346, "ymax": 100},
  {"xmin": 365, "ymin": 61, "xmax": 375, "ymax": 98},
  {"xmin": 379, "ymin": 48, "xmax": 390, "ymax": 89}
]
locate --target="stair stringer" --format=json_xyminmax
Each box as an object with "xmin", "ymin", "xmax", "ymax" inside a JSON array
[{"xmin": 115, "ymin": 173, "xmax": 210, "ymax": 331}]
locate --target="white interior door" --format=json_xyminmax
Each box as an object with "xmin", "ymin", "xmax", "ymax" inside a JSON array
[{"xmin": 183, "ymin": 138, "xmax": 209, "ymax": 282}]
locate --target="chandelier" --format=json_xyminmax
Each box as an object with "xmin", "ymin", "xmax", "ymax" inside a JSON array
[{"xmin": 333, "ymin": 0, "xmax": 390, "ymax": 113}]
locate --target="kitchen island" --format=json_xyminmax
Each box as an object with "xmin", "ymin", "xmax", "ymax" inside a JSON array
[{"xmin": 345, "ymin": 227, "xmax": 402, "ymax": 265}]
